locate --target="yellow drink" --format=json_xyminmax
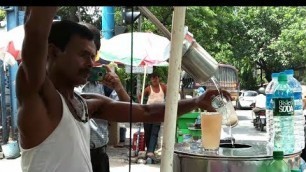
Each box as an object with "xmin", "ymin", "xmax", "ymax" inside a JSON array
[{"xmin": 201, "ymin": 112, "xmax": 222, "ymax": 150}]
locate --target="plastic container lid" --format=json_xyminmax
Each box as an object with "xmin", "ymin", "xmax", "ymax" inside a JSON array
[
  {"xmin": 291, "ymin": 169, "xmax": 301, "ymax": 172},
  {"xmin": 278, "ymin": 72, "xmax": 287, "ymax": 82},
  {"xmin": 284, "ymin": 69, "xmax": 294, "ymax": 75},
  {"xmin": 273, "ymin": 151, "xmax": 284, "ymax": 159}
]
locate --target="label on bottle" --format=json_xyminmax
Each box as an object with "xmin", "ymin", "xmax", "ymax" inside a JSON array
[
  {"xmin": 266, "ymin": 94, "xmax": 273, "ymax": 110},
  {"xmin": 273, "ymin": 98, "xmax": 294, "ymax": 116},
  {"xmin": 294, "ymin": 92, "xmax": 303, "ymax": 110}
]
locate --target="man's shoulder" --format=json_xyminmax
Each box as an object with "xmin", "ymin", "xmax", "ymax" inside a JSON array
[
  {"xmin": 259, "ymin": 94, "xmax": 266, "ymax": 97},
  {"xmin": 256, "ymin": 94, "xmax": 266, "ymax": 99}
]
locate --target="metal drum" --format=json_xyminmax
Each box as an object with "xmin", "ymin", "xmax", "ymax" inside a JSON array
[{"xmin": 173, "ymin": 140, "xmax": 301, "ymax": 172}]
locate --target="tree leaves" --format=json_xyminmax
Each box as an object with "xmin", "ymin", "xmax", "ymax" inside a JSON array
[
  {"xmin": 56, "ymin": 6, "xmax": 306, "ymax": 89},
  {"xmin": 0, "ymin": 9, "xmax": 5, "ymax": 21}
]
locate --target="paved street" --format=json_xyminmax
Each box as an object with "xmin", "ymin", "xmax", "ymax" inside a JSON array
[
  {"xmin": 224, "ymin": 110, "xmax": 267, "ymax": 141},
  {"xmin": 0, "ymin": 110, "xmax": 267, "ymax": 172}
]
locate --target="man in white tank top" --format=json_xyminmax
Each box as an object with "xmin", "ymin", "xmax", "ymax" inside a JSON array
[
  {"xmin": 137, "ymin": 73, "xmax": 167, "ymax": 163},
  {"xmin": 17, "ymin": 7, "xmax": 232, "ymax": 172}
]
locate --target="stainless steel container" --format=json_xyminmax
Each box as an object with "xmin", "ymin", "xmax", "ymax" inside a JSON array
[
  {"xmin": 181, "ymin": 34, "xmax": 219, "ymax": 84},
  {"xmin": 173, "ymin": 140, "xmax": 302, "ymax": 172}
]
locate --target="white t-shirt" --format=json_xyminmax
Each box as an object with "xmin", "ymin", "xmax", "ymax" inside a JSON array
[{"xmin": 255, "ymin": 94, "xmax": 266, "ymax": 109}]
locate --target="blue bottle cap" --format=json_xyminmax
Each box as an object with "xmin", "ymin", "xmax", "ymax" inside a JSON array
[
  {"xmin": 271, "ymin": 73, "xmax": 279, "ymax": 78},
  {"xmin": 284, "ymin": 69, "xmax": 294, "ymax": 75}
]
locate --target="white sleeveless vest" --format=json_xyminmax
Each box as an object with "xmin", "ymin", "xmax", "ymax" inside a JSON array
[
  {"xmin": 147, "ymin": 84, "xmax": 165, "ymax": 104},
  {"xmin": 20, "ymin": 92, "xmax": 92, "ymax": 172}
]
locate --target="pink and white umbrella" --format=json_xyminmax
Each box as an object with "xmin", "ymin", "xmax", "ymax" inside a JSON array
[
  {"xmin": 0, "ymin": 25, "xmax": 24, "ymax": 61},
  {"xmin": 99, "ymin": 32, "xmax": 171, "ymax": 104},
  {"xmin": 99, "ymin": 32, "xmax": 171, "ymax": 67},
  {"xmin": 0, "ymin": 20, "xmax": 59, "ymax": 62}
]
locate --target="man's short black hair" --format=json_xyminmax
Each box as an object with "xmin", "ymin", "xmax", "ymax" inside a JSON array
[
  {"xmin": 78, "ymin": 22, "xmax": 101, "ymax": 51},
  {"xmin": 48, "ymin": 20, "xmax": 94, "ymax": 52}
]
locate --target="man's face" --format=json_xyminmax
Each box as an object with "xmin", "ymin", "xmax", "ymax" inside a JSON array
[
  {"xmin": 52, "ymin": 35, "xmax": 96, "ymax": 86},
  {"xmin": 150, "ymin": 75, "xmax": 160, "ymax": 86}
]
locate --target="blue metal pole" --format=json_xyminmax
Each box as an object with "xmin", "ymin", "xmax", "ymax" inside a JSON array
[
  {"xmin": 2, "ymin": 6, "xmax": 22, "ymax": 142},
  {"xmin": 101, "ymin": 7, "xmax": 114, "ymax": 40},
  {"xmin": 0, "ymin": 61, "xmax": 7, "ymax": 144},
  {"xmin": 0, "ymin": 6, "xmax": 17, "ymax": 144},
  {"xmin": 9, "ymin": 8, "xmax": 24, "ymax": 140},
  {"xmin": 6, "ymin": 7, "xmax": 17, "ymax": 31},
  {"xmin": 8, "ymin": 63, "xmax": 18, "ymax": 140}
]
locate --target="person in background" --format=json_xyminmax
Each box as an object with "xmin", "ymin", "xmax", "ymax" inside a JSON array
[
  {"xmin": 78, "ymin": 22, "xmax": 130, "ymax": 172},
  {"xmin": 255, "ymin": 87, "xmax": 266, "ymax": 109},
  {"xmin": 137, "ymin": 73, "xmax": 167, "ymax": 164},
  {"xmin": 252, "ymin": 87, "xmax": 266, "ymax": 121}
]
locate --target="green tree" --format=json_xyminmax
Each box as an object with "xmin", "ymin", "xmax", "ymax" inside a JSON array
[
  {"xmin": 57, "ymin": 6, "xmax": 101, "ymax": 30},
  {"xmin": 56, "ymin": 7, "xmax": 306, "ymax": 90},
  {"xmin": 0, "ymin": 9, "xmax": 5, "ymax": 21},
  {"xmin": 233, "ymin": 7, "xmax": 306, "ymax": 83}
]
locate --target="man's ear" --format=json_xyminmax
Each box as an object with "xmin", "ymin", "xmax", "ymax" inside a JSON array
[{"xmin": 48, "ymin": 44, "xmax": 61, "ymax": 59}]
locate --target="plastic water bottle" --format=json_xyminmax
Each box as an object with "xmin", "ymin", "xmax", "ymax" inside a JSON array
[
  {"xmin": 272, "ymin": 72, "xmax": 295, "ymax": 154},
  {"xmin": 265, "ymin": 73, "xmax": 279, "ymax": 151},
  {"xmin": 267, "ymin": 151, "xmax": 290, "ymax": 172},
  {"xmin": 300, "ymin": 158, "xmax": 306, "ymax": 172},
  {"xmin": 284, "ymin": 69, "xmax": 305, "ymax": 152}
]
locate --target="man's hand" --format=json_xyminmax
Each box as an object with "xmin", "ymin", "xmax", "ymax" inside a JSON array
[
  {"xmin": 101, "ymin": 65, "xmax": 124, "ymax": 92},
  {"xmin": 25, "ymin": 7, "xmax": 58, "ymax": 22},
  {"xmin": 195, "ymin": 89, "xmax": 232, "ymax": 112}
]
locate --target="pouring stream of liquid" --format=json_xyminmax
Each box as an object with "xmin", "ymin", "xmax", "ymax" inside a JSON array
[{"xmin": 210, "ymin": 76, "xmax": 235, "ymax": 148}]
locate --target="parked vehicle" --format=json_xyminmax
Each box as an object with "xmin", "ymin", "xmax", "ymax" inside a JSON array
[
  {"xmin": 181, "ymin": 64, "xmax": 239, "ymax": 108},
  {"xmin": 236, "ymin": 90, "xmax": 258, "ymax": 109}
]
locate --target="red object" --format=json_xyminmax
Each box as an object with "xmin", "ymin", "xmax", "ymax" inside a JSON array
[
  {"xmin": 132, "ymin": 132, "xmax": 145, "ymax": 151},
  {"xmin": 7, "ymin": 41, "xmax": 20, "ymax": 60}
]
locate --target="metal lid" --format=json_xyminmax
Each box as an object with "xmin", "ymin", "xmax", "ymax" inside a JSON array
[{"xmin": 174, "ymin": 140, "xmax": 302, "ymax": 159}]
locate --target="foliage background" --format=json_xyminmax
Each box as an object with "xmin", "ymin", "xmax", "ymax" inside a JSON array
[{"xmin": 54, "ymin": 6, "xmax": 306, "ymax": 90}]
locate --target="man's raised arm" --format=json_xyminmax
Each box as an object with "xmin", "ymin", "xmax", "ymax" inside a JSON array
[{"xmin": 21, "ymin": 7, "xmax": 57, "ymax": 92}]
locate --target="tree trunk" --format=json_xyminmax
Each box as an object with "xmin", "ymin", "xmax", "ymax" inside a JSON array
[{"xmin": 69, "ymin": 7, "xmax": 79, "ymax": 22}]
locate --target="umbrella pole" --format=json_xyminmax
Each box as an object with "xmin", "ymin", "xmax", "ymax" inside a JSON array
[
  {"xmin": 140, "ymin": 65, "xmax": 147, "ymax": 105},
  {"xmin": 160, "ymin": 7, "xmax": 186, "ymax": 172},
  {"xmin": 135, "ymin": 65, "xmax": 147, "ymax": 156}
]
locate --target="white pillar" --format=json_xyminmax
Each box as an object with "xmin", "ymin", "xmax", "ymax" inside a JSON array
[{"xmin": 160, "ymin": 7, "xmax": 186, "ymax": 172}]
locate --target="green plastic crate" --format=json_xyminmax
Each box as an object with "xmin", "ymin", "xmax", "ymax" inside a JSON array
[
  {"xmin": 177, "ymin": 112, "xmax": 200, "ymax": 129},
  {"xmin": 176, "ymin": 128, "xmax": 202, "ymax": 143},
  {"xmin": 176, "ymin": 129, "xmax": 191, "ymax": 143},
  {"xmin": 189, "ymin": 128, "xmax": 201, "ymax": 138}
]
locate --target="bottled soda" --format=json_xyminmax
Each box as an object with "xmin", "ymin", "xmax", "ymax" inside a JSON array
[
  {"xmin": 265, "ymin": 73, "xmax": 279, "ymax": 152},
  {"xmin": 272, "ymin": 72, "xmax": 294, "ymax": 154},
  {"xmin": 284, "ymin": 69, "xmax": 304, "ymax": 151},
  {"xmin": 267, "ymin": 151, "xmax": 290, "ymax": 172}
]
